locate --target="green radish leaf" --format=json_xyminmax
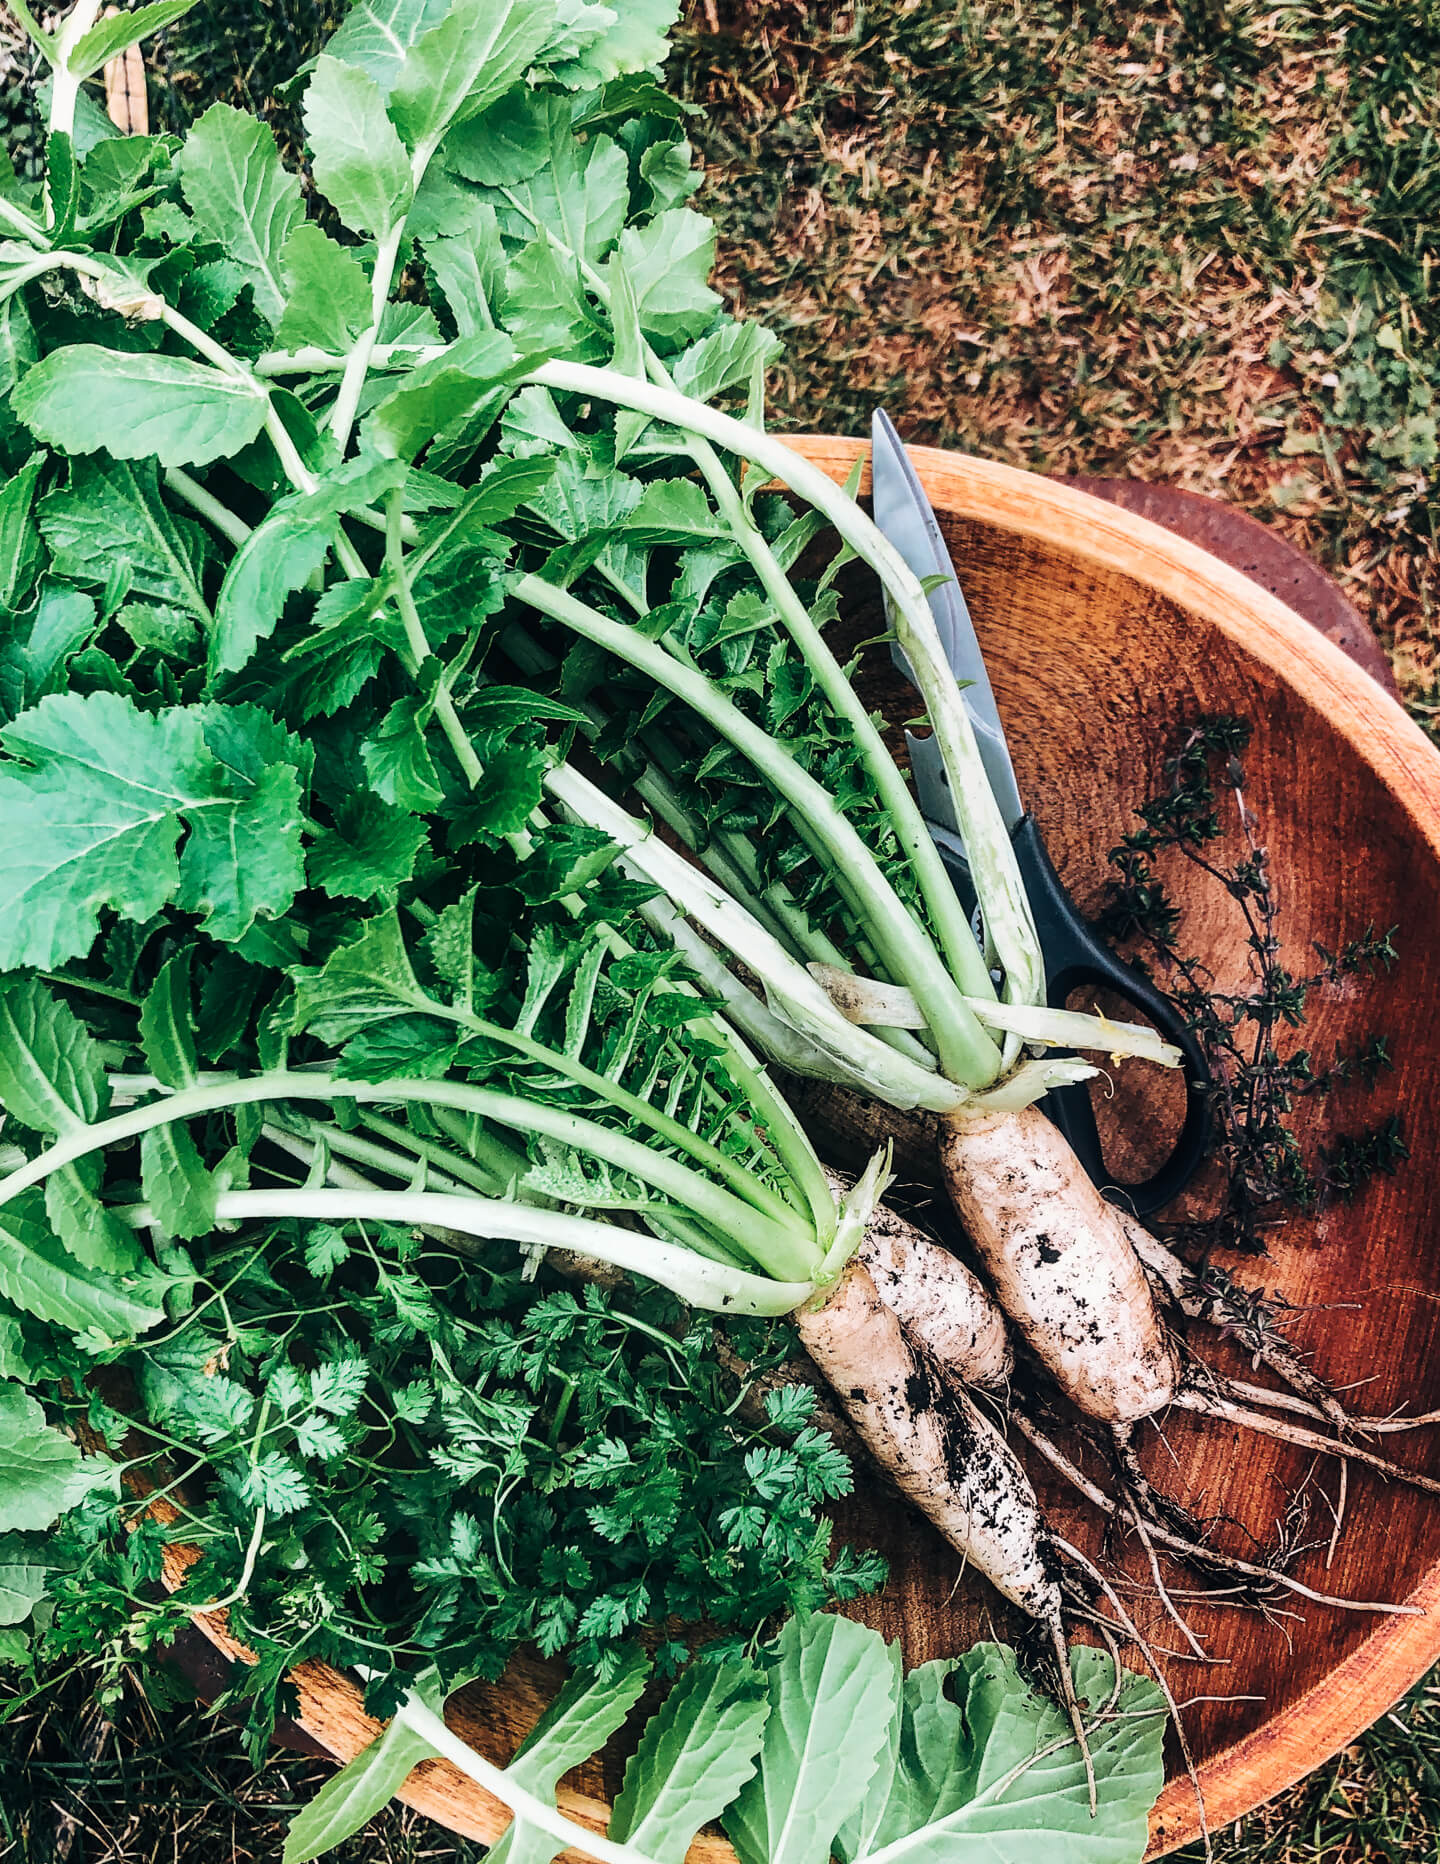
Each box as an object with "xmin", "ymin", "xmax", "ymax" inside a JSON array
[
  {"xmin": 13, "ymin": 347, "xmax": 270, "ymax": 470},
  {"xmin": 425, "ymin": 211, "xmax": 506, "ymax": 337},
  {"xmin": 442, "ymin": 86, "xmax": 555, "ymax": 188},
  {"xmin": 672, "ymin": 322, "xmax": 782, "ymax": 405},
  {"xmin": 180, "ymin": 102, "xmax": 306, "ymax": 323},
  {"xmin": 141, "ymin": 1121, "xmax": 216, "ymax": 1240},
  {"xmin": 499, "ymin": 125, "xmax": 628, "ymax": 268},
  {"xmin": 45, "ymin": 133, "xmax": 78, "ymax": 245},
  {"xmin": 289, "ymin": 910, "xmax": 431, "ymax": 1042},
  {"xmin": 464, "ymin": 685, "xmax": 583, "ymax": 730},
  {"xmin": 304, "ymin": 54, "xmax": 415, "ymax": 241},
  {"xmin": 0, "ymin": 1383, "xmax": 117, "ymax": 1532},
  {"xmin": 609, "ymin": 209, "xmax": 719, "ymax": 342},
  {"xmin": 546, "ymin": 0, "xmax": 680, "ymax": 88},
  {"xmin": 68, "ymin": 0, "xmax": 202, "ymax": 81},
  {"xmin": 0, "ymin": 1193, "xmax": 166, "ymax": 1340},
  {"xmin": 210, "ymin": 454, "xmax": 408, "ymax": 674},
  {"xmin": 608, "ymin": 259, "xmax": 647, "ymax": 462},
  {"xmin": 276, "ymin": 223, "xmax": 373, "ymax": 353},
  {"xmin": 488, "ymin": 1647, "xmax": 651, "ymax": 1864},
  {"xmin": 0, "ymin": 453, "xmax": 43, "ymax": 610},
  {"xmin": 139, "ymin": 949, "xmax": 199, "ymax": 1090},
  {"xmin": 0, "ymin": 974, "xmax": 106, "ymax": 1134},
  {"xmin": 0, "ymin": 1534, "xmax": 51, "ymax": 1626},
  {"xmin": 0, "ymin": 583, "xmax": 99, "ymax": 724},
  {"xmin": 623, "ymin": 479, "xmax": 728, "ymax": 547},
  {"xmin": 610, "ymin": 1657, "xmax": 770, "ymax": 1864},
  {"xmin": 502, "ymin": 233, "xmax": 608, "ymax": 361},
  {"xmin": 0, "ymin": 693, "xmax": 306, "ymax": 967},
  {"xmin": 45, "ymin": 1162, "xmax": 141, "ymax": 1274},
  {"xmin": 724, "ymin": 1616, "xmax": 900, "ymax": 1864},
  {"xmin": 38, "ymin": 459, "xmax": 211, "ymax": 620},
  {"xmin": 308, "ymin": 796, "xmax": 429, "ymax": 902},
  {"xmin": 0, "ymin": 1318, "xmax": 35, "ymax": 1383},
  {"xmin": 364, "ymin": 331, "xmax": 527, "ymax": 462},
  {"xmin": 388, "ymin": 0, "xmax": 558, "ymax": 157},
  {"xmin": 283, "ymin": 1667, "xmax": 450, "ymax": 1863},
  {"xmin": 362, "ymin": 692, "xmax": 444, "ymax": 811},
  {"xmin": 327, "ymin": 0, "xmax": 454, "ymax": 97},
  {"xmin": 836, "ymin": 1645, "xmax": 1166, "ymax": 1864}
]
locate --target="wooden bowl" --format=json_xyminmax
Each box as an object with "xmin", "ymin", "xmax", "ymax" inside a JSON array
[{"xmin": 175, "ymin": 441, "xmax": 1440, "ymax": 1858}]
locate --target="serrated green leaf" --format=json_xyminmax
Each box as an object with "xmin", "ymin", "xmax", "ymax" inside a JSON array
[
  {"xmin": 0, "ymin": 1534, "xmax": 51, "ymax": 1626},
  {"xmin": 141, "ymin": 1120, "xmax": 216, "ymax": 1240},
  {"xmin": 0, "ymin": 1383, "xmax": 117, "ymax": 1532},
  {"xmin": 283, "ymin": 1670, "xmax": 448, "ymax": 1863},
  {"xmin": 362, "ymin": 692, "xmax": 444, "ymax": 811},
  {"xmin": 180, "ymin": 102, "xmax": 305, "ymax": 322},
  {"xmin": 546, "ymin": 0, "xmax": 679, "ymax": 87},
  {"xmin": 835, "ymin": 1646, "xmax": 1166, "ymax": 1864},
  {"xmin": 672, "ymin": 322, "xmax": 782, "ymax": 405},
  {"xmin": 37, "ymin": 459, "xmax": 211, "ymax": 620},
  {"xmin": 0, "ymin": 693, "xmax": 305, "ymax": 967},
  {"xmin": 0, "ymin": 1192, "xmax": 166, "ymax": 1340},
  {"xmin": 68, "ymin": 0, "xmax": 201, "ymax": 81},
  {"xmin": 425, "ymin": 212, "xmax": 506, "ymax": 338},
  {"xmin": 290, "ymin": 910, "xmax": 430, "ymax": 1043},
  {"xmin": 139, "ymin": 949, "xmax": 199, "ymax": 1090},
  {"xmin": 443, "ymin": 86, "xmax": 556, "ymax": 188},
  {"xmin": 610, "ymin": 1658, "xmax": 770, "ymax": 1864},
  {"xmin": 14, "ymin": 347, "xmax": 270, "ymax": 470},
  {"xmin": 211, "ymin": 455, "xmax": 408, "ymax": 674},
  {"xmin": 44, "ymin": 1161, "xmax": 141, "ymax": 1274},
  {"xmin": 0, "ymin": 1317, "xmax": 36, "ymax": 1382},
  {"xmin": 503, "ymin": 232, "xmax": 607, "ymax": 361},
  {"xmin": 499, "ymin": 124, "xmax": 628, "ymax": 268},
  {"xmin": 364, "ymin": 331, "xmax": 525, "ymax": 462},
  {"xmin": 0, "ymin": 452, "xmax": 42, "ymax": 613},
  {"xmin": 308, "ymin": 796, "xmax": 429, "ymax": 901},
  {"xmin": 389, "ymin": 0, "xmax": 558, "ymax": 159},
  {"xmin": 610, "ymin": 209, "xmax": 718, "ymax": 342},
  {"xmin": 488, "ymin": 1648, "xmax": 651, "ymax": 1864},
  {"xmin": 724, "ymin": 1616, "xmax": 900, "ymax": 1864},
  {"xmin": 304, "ymin": 54, "xmax": 415, "ymax": 241},
  {"xmin": 326, "ymin": 0, "xmax": 454, "ymax": 97},
  {"xmin": 0, "ymin": 975, "xmax": 106, "ymax": 1135},
  {"xmin": 0, "ymin": 582, "xmax": 99, "ymax": 725},
  {"xmin": 276, "ymin": 223, "xmax": 373, "ymax": 353}
]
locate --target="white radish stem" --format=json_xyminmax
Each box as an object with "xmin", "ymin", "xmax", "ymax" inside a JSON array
[
  {"xmin": 793, "ymin": 1257, "xmax": 1095, "ymax": 1807},
  {"xmin": 938, "ymin": 1106, "xmax": 1180, "ymax": 1423},
  {"xmin": 824, "ymin": 1172, "xmax": 1013, "ymax": 1389}
]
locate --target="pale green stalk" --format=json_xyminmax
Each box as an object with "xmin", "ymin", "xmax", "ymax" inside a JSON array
[
  {"xmin": 45, "ymin": 0, "xmax": 105, "ymax": 165},
  {"xmin": 517, "ymin": 573, "xmax": 997, "ymax": 1087},
  {"xmin": 328, "ymin": 222, "xmax": 408, "ymax": 454},
  {"xmin": 132, "ymin": 1189, "xmax": 813, "ymax": 1318},
  {"xmin": 8, "ymin": 1072, "xmax": 817, "ymax": 1280}
]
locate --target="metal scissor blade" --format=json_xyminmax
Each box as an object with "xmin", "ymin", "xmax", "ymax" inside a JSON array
[{"xmin": 870, "ymin": 408, "xmax": 1025, "ymax": 834}]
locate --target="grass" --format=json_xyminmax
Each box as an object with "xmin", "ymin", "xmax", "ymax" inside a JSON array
[{"xmin": 2, "ymin": 0, "xmax": 1440, "ymax": 1859}]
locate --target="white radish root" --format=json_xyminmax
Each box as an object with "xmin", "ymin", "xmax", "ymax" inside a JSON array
[
  {"xmin": 938, "ymin": 1105, "xmax": 1180, "ymax": 1423},
  {"xmin": 824, "ymin": 1170, "xmax": 1013, "ymax": 1389},
  {"xmin": 794, "ymin": 1256, "xmax": 1096, "ymax": 1808}
]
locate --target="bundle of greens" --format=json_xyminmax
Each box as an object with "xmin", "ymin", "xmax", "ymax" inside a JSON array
[{"xmin": 0, "ymin": 0, "xmax": 1418, "ymax": 1854}]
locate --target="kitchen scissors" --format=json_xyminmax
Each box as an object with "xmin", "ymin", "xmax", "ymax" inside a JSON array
[{"xmin": 870, "ymin": 409, "xmax": 1210, "ymax": 1215}]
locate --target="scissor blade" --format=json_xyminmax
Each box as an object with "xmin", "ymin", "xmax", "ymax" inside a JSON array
[{"xmin": 870, "ymin": 408, "xmax": 1025, "ymax": 833}]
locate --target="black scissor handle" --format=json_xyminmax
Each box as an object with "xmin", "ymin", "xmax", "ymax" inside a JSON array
[{"xmin": 1008, "ymin": 815, "xmax": 1210, "ymax": 1214}]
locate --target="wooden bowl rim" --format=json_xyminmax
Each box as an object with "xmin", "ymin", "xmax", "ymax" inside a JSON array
[{"xmin": 179, "ymin": 440, "xmax": 1440, "ymax": 1860}]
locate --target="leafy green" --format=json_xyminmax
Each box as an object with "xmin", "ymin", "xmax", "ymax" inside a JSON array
[
  {"xmin": 179, "ymin": 103, "xmax": 306, "ymax": 323},
  {"xmin": 303, "ymin": 54, "xmax": 415, "ymax": 242},
  {"xmin": 387, "ymin": 0, "xmax": 557, "ymax": 157},
  {"xmin": 725, "ymin": 1615, "xmax": 900, "ymax": 1864},
  {"xmin": 15, "ymin": 347, "xmax": 271, "ymax": 470},
  {"xmin": 0, "ymin": 1193, "xmax": 168, "ymax": 1339},
  {"xmin": 37, "ymin": 459, "xmax": 211, "ymax": 619},
  {"xmin": 0, "ymin": 693, "xmax": 306, "ymax": 966},
  {"xmin": 0, "ymin": 975, "xmax": 107, "ymax": 1134},
  {"xmin": 0, "ymin": 1384, "xmax": 117, "ymax": 1532}
]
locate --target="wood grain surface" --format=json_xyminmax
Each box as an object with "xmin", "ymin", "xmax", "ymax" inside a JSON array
[{"xmin": 177, "ymin": 441, "xmax": 1440, "ymax": 1860}]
